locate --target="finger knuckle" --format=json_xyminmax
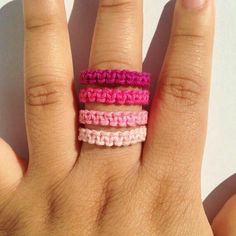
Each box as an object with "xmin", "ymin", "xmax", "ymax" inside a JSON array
[
  {"xmin": 141, "ymin": 159, "xmax": 197, "ymax": 202},
  {"xmin": 141, "ymin": 168, "xmax": 198, "ymax": 229},
  {"xmin": 24, "ymin": 4, "xmax": 64, "ymax": 33},
  {"xmin": 100, "ymin": 0, "xmax": 135, "ymax": 11},
  {"xmin": 172, "ymin": 22, "xmax": 208, "ymax": 44},
  {"xmin": 173, "ymin": 31, "xmax": 207, "ymax": 43},
  {"xmin": 25, "ymin": 13, "xmax": 64, "ymax": 33},
  {"xmin": 90, "ymin": 59, "xmax": 134, "ymax": 70},
  {"xmin": 0, "ymin": 198, "xmax": 21, "ymax": 235},
  {"xmin": 159, "ymin": 74, "xmax": 203, "ymax": 110},
  {"xmin": 25, "ymin": 19, "xmax": 55, "ymax": 32},
  {"xmin": 26, "ymin": 79, "xmax": 69, "ymax": 108},
  {"xmin": 44, "ymin": 179, "xmax": 69, "ymax": 224},
  {"xmin": 159, "ymin": 30, "xmax": 208, "ymax": 112}
]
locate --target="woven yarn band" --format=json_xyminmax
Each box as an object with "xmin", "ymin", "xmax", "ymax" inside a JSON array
[
  {"xmin": 79, "ymin": 110, "xmax": 148, "ymax": 127},
  {"xmin": 80, "ymin": 69, "xmax": 150, "ymax": 88},
  {"xmin": 78, "ymin": 126, "xmax": 147, "ymax": 147},
  {"xmin": 79, "ymin": 88, "xmax": 149, "ymax": 105}
]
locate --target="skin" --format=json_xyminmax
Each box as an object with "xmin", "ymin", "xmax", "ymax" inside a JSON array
[{"xmin": 0, "ymin": 0, "xmax": 235, "ymax": 235}]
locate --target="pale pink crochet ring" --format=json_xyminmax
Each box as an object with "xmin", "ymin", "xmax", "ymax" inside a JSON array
[
  {"xmin": 78, "ymin": 126, "xmax": 147, "ymax": 147},
  {"xmin": 79, "ymin": 88, "xmax": 149, "ymax": 105},
  {"xmin": 80, "ymin": 69, "xmax": 150, "ymax": 88},
  {"xmin": 79, "ymin": 110, "xmax": 148, "ymax": 127}
]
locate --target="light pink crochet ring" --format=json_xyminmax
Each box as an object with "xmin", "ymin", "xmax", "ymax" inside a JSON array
[
  {"xmin": 79, "ymin": 88, "xmax": 149, "ymax": 105},
  {"xmin": 79, "ymin": 110, "xmax": 148, "ymax": 127},
  {"xmin": 78, "ymin": 126, "xmax": 147, "ymax": 147}
]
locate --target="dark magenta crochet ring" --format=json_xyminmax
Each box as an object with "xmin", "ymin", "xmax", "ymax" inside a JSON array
[{"xmin": 80, "ymin": 69, "xmax": 150, "ymax": 88}]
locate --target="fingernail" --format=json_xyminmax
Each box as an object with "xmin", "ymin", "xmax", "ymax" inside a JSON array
[{"xmin": 182, "ymin": 0, "xmax": 206, "ymax": 9}]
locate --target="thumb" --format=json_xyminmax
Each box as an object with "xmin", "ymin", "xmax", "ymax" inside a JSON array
[
  {"xmin": 0, "ymin": 138, "xmax": 26, "ymax": 201},
  {"xmin": 212, "ymin": 195, "xmax": 236, "ymax": 235}
]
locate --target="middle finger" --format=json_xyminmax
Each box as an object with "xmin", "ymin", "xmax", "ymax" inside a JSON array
[{"xmin": 78, "ymin": 0, "xmax": 144, "ymax": 173}]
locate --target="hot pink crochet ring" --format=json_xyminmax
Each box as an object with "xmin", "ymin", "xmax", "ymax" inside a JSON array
[
  {"xmin": 79, "ymin": 88, "xmax": 149, "ymax": 105},
  {"xmin": 78, "ymin": 126, "xmax": 147, "ymax": 147},
  {"xmin": 79, "ymin": 110, "xmax": 148, "ymax": 127},
  {"xmin": 80, "ymin": 69, "xmax": 150, "ymax": 88}
]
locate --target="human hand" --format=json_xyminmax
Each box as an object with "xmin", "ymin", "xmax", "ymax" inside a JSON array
[{"xmin": 0, "ymin": 0, "xmax": 235, "ymax": 235}]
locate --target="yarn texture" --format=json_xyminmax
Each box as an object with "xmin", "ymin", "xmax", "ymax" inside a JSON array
[
  {"xmin": 79, "ymin": 110, "xmax": 148, "ymax": 127},
  {"xmin": 78, "ymin": 126, "xmax": 147, "ymax": 147},
  {"xmin": 79, "ymin": 88, "xmax": 149, "ymax": 105},
  {"xmin": 80, "ymin": 69, "xmax": 150, "ymax": 88}
]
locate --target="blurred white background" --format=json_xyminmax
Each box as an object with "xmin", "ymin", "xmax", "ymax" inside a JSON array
[{"xmin": 0, "ymin": 0, "xmax": 235, "ymax": 222}]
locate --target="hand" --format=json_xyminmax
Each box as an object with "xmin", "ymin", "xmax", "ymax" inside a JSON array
[{"xmin": 0, "ymin": 0, "xmax": 235, "ymax": 235}]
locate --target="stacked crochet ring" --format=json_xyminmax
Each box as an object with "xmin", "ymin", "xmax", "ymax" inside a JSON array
[{"xmin": 78, "ymin": 69, "xmax": 150, "ymax": 147}]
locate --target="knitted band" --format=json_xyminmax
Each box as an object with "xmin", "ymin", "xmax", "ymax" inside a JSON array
[
  {"xmin": 78, "ymin": 126, "xmax": 147, "ymax": 147},
  {"xmin": 79, "ymin": 110, "xmax": 148, "ymax": 127},
  {"xmin": 80, "ymin": 69, "xmax": 150, "ymax": 88},
  {"xmin": 79, "ymin": 88, "xmax": 149, "ymax": 105}
]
